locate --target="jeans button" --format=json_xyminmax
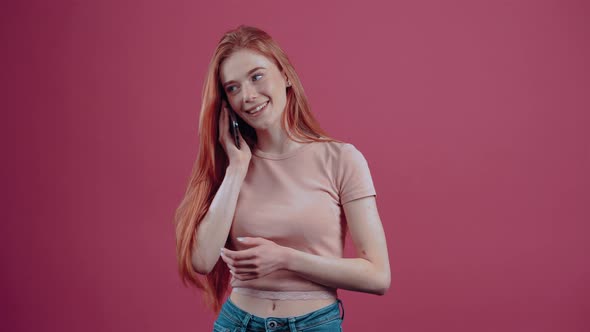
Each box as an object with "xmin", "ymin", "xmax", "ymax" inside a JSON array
[{"xmin": 268, "ymin": 320, "xmax": 277, "ymax": 328}]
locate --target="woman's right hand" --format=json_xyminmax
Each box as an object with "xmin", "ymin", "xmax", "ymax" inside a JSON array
[{"xmin": 218, "ymin": 100, "xmax": 252, "ymax": 171}]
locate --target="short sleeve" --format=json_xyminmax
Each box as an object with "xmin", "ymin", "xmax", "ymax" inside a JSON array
[{"xmin": 336, "ymin": 144, "xmax": 377, "ymax": 205}]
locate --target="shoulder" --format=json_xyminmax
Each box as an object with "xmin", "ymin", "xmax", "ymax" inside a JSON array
[
  {"xmin": 317, "ymin": 140, "xmax": 376, "ymax": 202},
  {"xmin": 317, "ymin": 140, "xmax": 368, "ymax": 164},
  {"xmin": 309, "ymin": 139, "xmax": 359, "ymax": 157},
  {"xmin": 308, "ymin": 140, "xmax": 370, "ymax": 174}
]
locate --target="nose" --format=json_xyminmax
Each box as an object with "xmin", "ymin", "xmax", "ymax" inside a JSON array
[{"xmin": 241, "ymin": 82, "xmax": 258, "ymax": 104}]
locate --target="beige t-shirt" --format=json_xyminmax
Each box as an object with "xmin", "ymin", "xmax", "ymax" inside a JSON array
[{"xmin": 229, "ymin": 140, "xmax": 377, "ymax": 292}]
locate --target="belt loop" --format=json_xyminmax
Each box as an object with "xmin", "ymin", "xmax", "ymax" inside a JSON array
[
  {"xmin": 288, "ymin": 317, "xmax": 297, "ymax": 332},
  {"xmin": 240, "ymin": 312, "xmax": 252, "ymax": 332},
  {"xmin": 338, "ymin": 299, "xmax": 345, "ymax": 320}
]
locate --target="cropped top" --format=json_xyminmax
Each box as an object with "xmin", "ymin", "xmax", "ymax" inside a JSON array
[{"xmin": 229, "ymin": 140, "xmax": 377, "ymax": 299}]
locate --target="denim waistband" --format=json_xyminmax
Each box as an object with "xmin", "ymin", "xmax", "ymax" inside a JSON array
[
  {"xmin": 218, "ymin": 297, "xmax": 344, "ymax": 331},
  {"xmin": 232, "ymin": 287, "xmax": 338, "ymax": 300}
]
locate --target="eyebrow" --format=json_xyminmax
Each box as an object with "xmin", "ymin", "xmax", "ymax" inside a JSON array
[{"xmin": 222, "ymin": 66, "xmax": 266, "ymax": 87}]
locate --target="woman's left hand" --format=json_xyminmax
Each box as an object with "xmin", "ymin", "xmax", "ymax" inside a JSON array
[{"xmin": 220, "ymin": 237, "xmax": 290, "ymax": 281}]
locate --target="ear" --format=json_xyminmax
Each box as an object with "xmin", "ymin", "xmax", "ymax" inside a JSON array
[{"xmin": 283, "ymin": 72, "xmax": 292, "ymax": 87}]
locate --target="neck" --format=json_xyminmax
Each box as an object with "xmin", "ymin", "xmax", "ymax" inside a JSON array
[{"xmin": 254, "ymin": 126, "xmax": 301, "ymax": 155}]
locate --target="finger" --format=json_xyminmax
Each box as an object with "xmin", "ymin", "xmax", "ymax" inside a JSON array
[
  {"xmin": 220, "ymin": 251, "xmax": 235, "ymax": 267},
  {"xmin": 236, "ymin": 275, "xmax": 258, "ymax": 281},
  {"xmin": 232, "ymin": 258, "xmax": 258, "ymax": 268},
  {"xmin": 236, "ymin": 237, "xmax": 268, "ymax": 247},
  {"xmin": 233, "ymin": 265, "xmax": 259, "ymax": 274},
  {"xmin": 218, "ymin": 103, "xmax": 229, "ymax": 142},
  {"xmin": 230, "ymin": 270, "xmax": 258, "ymax": 281},
  {"xmin": 222, "ymin": 248, "xmax": 257, "ymax": 260}
]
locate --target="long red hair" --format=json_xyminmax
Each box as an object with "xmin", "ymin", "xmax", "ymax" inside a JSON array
[{"xmin": 174, "ymin": 25, "xmax": 339, "ymax": 313}]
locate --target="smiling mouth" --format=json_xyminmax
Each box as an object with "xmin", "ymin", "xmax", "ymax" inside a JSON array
[{"xmin": 245, "ymin": 101, "xmax": 269, "ymax": 115}]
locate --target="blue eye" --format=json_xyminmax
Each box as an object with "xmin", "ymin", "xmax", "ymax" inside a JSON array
[{"xmin": 226, "ymin": 73, "xmax": 262, "ymax": 93}]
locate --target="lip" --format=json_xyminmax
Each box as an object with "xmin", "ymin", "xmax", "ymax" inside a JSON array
[
  {"xmin": 244, "ymin": 101, "xmax": 269, "ymax": 112},
  {"xmin": 245, "ymin": 101, "xmax": 269, "ymax": 117}
]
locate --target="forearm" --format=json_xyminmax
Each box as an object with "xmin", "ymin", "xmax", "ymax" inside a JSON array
[
  {"xmin": 284, "ymin": 248, "xmax": 390, "ymax": 295},
  {"xmin": 192, "ymin": 165, "xmax": 246, "ymax": 274}
]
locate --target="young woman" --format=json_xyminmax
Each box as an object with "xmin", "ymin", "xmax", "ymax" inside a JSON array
[{"xmin": 175, "ymin": 25, "xmax": 390, "ymax": 331}]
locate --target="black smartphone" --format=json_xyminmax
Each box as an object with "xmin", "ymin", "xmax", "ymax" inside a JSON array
[{"xmin": 226, "ymin": 101, "xmax": 241, "ymax": 149}]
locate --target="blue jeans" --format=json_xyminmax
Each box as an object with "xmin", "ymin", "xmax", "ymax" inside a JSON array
[{"xmin": 213, "ymin": 298, "xmax": 344, "ymax": 332}]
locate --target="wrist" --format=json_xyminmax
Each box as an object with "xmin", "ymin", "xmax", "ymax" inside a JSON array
[
  {"xmin": 226, "ymin": 164, "xmax": 248, "ymax": 179},
  {"xmin": 281, "ymin": 246, "xmax": 296, "ymax": 271}
]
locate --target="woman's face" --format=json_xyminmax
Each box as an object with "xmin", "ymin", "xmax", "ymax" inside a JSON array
[{"xmin": 219, "ymin": 49, "xmax": 289, "ymax": 131}]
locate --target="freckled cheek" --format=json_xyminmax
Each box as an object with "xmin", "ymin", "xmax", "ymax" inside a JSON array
[
  {"xmin": 229, "ymin": 101, "xmax": 239, "ymax": 112},
  {"xmin": 265, "ymin": 86, "xmax": 286, "ymax": 103},
  {"xmin": 258, "ymin": 82, "xmax": 274, "ymax": 97},
  {"xmin": 227, "ymin": 95, "xmax": 242, "ymax": 111}
]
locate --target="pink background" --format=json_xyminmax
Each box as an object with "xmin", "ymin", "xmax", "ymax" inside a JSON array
[{"xmin": 2, "ymin": 1, "xmax": 589, "ymax": 331}]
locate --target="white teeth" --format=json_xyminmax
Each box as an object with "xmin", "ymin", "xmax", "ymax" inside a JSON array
[
  {"xmin": 248, "ymin": 101, "xmax": 268, "ymax": 114},
  {"xmin": 255, "ymin": 102, "xmax": 267, "ymax": 111}
]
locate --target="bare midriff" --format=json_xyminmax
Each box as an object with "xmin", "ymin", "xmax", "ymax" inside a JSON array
[{"xmin": 229, "ymin": 290, "xmax": 337, "ymax": 318}]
